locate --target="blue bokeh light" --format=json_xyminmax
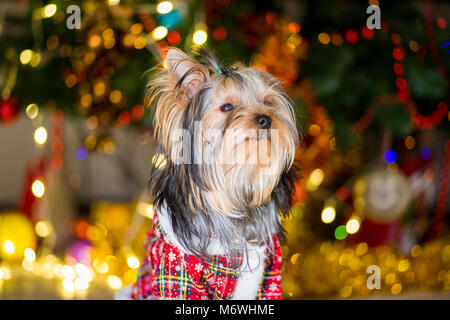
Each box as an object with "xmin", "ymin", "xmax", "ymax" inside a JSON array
[
  {"xmin": 158, "ymin": 10, "xmax": 181, "ymax": 29},
  {"xmin": 76, "ymin": 146, "xmax": 88, "ymax": 161},
  {"xmin": 420, "ymin": 146, "xmax": 431, "ymax": 160},
  {"xmin": 384, "ymin": 150, "xmax": 397, "ymax": 163}
]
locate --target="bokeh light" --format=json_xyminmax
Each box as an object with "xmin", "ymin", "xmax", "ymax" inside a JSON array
[
  {"xmin": 20, "ymin": 49, "xmax": 33, "ymax": 65},
  {"xmin": 127, "ymin": 256, "xmax": 140, "ymax": 269},
  {"xmin": 420, "ymin": 146, "xmax": 431, "ymax": 160},
  {"xmin": 321, "ymin": 206, "xmax": 336, "ymax": 224},
  {"xmin": 318, "ymin": 32, "xmax": 330, "ymax": 44},
  {"xmin": 31, "ymin": 180, "xmax": 45, "ymax": 198},
  {"xmin": 157, "ymin": 1, "xmax": 173, "ymax": 14},
  {"xmin": 76, "ymin": 147, "xmax": 88, "ymax": 161},
  {"xmin": 152, "ymin": 26, "xmax": 168, "ymax": 40},
  {"xmin": 334, "ymin": 225, "xmax": 348, "ymax": 240},
  {"xmin": 35, "ymin": 220, "xmax": 52, "ymax": 237},
  {"xmin": 107, "ymin": 275, "xmax": 122, "ymax": 290},
  {"xmin": 34, "ymin": 126, "xmax": 48, "ymax": 145},
  {"xmin": 62, "ymin": 278, "xmax": 75, "ymax": 292},
  {"xmin": 42, "ymin": 4, "xmax": 57, "ymax": 18},
  {"xmin": 24, "ymin": 248, "xmax": 36, "ymax": 262},
  {"xmin": 345, "ymin": 217, "xmax": 360, "ymax": 234},
  {"xmin": 193, "ymin": 30, "xmax": 207, "ymax": 45},
  {"xmin": 404, "ymin": 136, "xmax": 415, "ymax": 149},
  {"xmin": 384, "ymin": 150, "xmax": 397, "ymax": 163},
  {"xmin": 26, "ymin": 104, "xmax": 39, "ymax": 119},
  {"xmin": 3, "ymin": 240, "xmax": 15, "ymax": 255},
  {"xmin": 306, "ymin": 168, "xmax": 324, "ymax": 191}
]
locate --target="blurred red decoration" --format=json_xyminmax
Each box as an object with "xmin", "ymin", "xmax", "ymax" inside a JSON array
[
  {"xmin": 51, "ymin": 110, "xmax": 64, "ymax": 171},
  {"xmin": 395, "ymin": 77, "xmax": 407, "ymax": 90},
  {"xmin": 336, "ymin": 186, "xmax": 350, "ymax": 201},
  {"xmin": 138, "ymin": 12, "xmax": 156, "ymax": 33},
  {"xmin": 437, "ymin": 102, "xmax": 448, "ymax": 114},
  {"xmin": 167, "ymin": 31, "xmax": 181, "ymax": 45},
  {"xmin": 131, "ymin": 104, "xmax": 144, "ymax": 120},
  {"xmin": 392, "ymin": 48, "xmax": 404, "ymax": 60},
  {"xmin": 72, "ymin": 219, "xmax": 90, "ymax": 239},
  {"xmin": 245, "ymin": 34, "xmax": 258, "ymax": 47},
  {"xmin": 291, "ymin": 181, "xmax": 306, "ymax": 205},
  {"xmin": 345, "ymin": 29, "xmax": 359, "ymax": 44},
  {"xmin": 393, "ymin": 62, "xmax": 404, "ymax": 75},
  {"xmin": 436, "ymin": 17, "xmax": 447, "ymax": 29},
  {"xmin": 0, "ymin": 97, "xmax": 19, "ymax": 124},
  {"xmin": 397, "ymin": 90, "xmax": 409, "ymax": 103},
  {"xmin": 118, "ymin": 110, "xmax": 131, "ymax": 125},
  {"xmin": 265, "ymin": 12, "xmax": 276, "ymax": 25},
  {"xmin": 390, "ymin": 33, "xmax": 402, "ymax": 44},
  {"xmin": 350, "ymin": 219, "xmax": 402, "ymax": 248},
  {"xmin": 361, "ymin": 26, "xmax": 374, "ymax": 40},
  {"xmin": 428, "ymin": 140, "xmax": 450, "ymax": 240},
  {"xmin": 18, "ymin": 158, "xmax": 49, "ymax": 219},
  {"xmin": 212, "ymin": 27, "xmax": 227, "ymax": 41},
  {"xmin": 288, "ymin": 22, "xmax": 300, "ymax": 34}
]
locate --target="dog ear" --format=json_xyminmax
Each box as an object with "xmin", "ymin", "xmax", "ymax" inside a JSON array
[{"xmin": 166, "ymin": 48, "xmax": 207, "ymax": 100}]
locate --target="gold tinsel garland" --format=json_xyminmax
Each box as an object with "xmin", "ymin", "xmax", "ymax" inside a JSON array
[{"xmin": 282, "ymin": 215, "xmax": 450, "ymax": 299}]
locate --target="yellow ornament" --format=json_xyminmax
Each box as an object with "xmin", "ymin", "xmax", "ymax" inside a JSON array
[{"xmin": 0, "ymin": 212, "xmax": 37, "ymax": 262}]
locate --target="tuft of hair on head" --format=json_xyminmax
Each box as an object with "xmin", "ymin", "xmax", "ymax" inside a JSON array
[
  {"xmin": 195, "ymin": 47, "xmax": 221, "ymax": 71},
  {"xmin": 194, "ymin": 47, "xmax": 238, "ymax": 77}
]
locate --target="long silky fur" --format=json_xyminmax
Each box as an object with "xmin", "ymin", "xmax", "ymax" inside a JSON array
[{"xmin": 147, "ymin": 48, "xmax": 299, "ymax": 264}]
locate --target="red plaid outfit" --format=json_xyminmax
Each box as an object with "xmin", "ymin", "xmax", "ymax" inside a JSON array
[{"xmin": 131, "ymin": 208, "xmax": 283, "ymax": 300}]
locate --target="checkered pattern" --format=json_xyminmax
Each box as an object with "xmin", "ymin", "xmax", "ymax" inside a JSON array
[{"xmin": 131, "ymin": 209, "xmax": 282, "ymax": 300}]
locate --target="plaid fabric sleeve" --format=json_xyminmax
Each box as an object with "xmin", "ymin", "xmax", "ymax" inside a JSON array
[
  {"xmin": 132, "ymin": 211, "xmax": 213, "ymax": 299},
  {"xmin": 256, "ymin": 235, "xmax": 283, "ymax": 300}
]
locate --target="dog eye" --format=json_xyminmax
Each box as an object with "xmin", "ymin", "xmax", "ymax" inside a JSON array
[{"xmin": 220, "ymin": 103, "xmax": 234, "ymax": 112}]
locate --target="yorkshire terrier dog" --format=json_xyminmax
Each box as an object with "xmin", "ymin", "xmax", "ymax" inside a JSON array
[{"xmin": 126, "ymin": 47, "xmax": 299, "ymax": 300}]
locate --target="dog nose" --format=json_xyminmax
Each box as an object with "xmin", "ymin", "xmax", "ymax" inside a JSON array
[{"xmin": 255, "ymin": 115, "xmax": 272, "ymax": 129}]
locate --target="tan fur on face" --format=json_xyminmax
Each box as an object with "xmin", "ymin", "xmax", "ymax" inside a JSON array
[{"xmin": 196, "ymin": 69, "xmax": 298, "ymax": 215}]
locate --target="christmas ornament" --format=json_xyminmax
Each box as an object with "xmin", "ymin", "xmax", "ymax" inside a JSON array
[
  {"xmin": 0, "ymin": 212, "xmax": 37, "ymax": 262},
  {"xmin": 354, "ymin": 168, "xmax": 412, "ymax": 223}
]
